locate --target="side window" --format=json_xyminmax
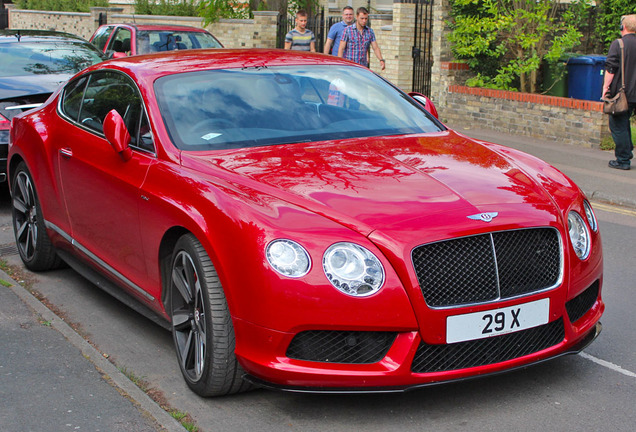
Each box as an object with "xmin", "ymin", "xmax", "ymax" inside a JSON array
[
  {"xmin": 91, "ymin": 26, "xmax": 114, "ymax": 52},
  {"xmin": 61, "ymin": 76, "xmax": 89, "ymax": 122},
  {"xmin": 78, "ymin": 71, "xmax": 142, "ymax": 136},
  {"xmin": 135, "ymin": 111, "xmax": 155, "ymax": 152},
  {"xmin": 106, "ymin": 28, "xmax": 132, "ymax": 55}
]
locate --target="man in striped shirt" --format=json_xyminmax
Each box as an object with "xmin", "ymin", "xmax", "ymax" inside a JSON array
[
  {"xmin": 337, "ymin": 7, "xmax": 385, "ymax": 71},
  {"xmin": 284, "ymin": 10, "xmax": 316, "ymax": 52}
]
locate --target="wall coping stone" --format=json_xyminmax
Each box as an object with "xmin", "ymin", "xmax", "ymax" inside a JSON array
[
  {"xmin": 448, "ymin": 85, "xmax": 604, "ymax": 112},
  {"xmin": 11, "ymin": 9, "xmax": 90, "ymax": 17}
]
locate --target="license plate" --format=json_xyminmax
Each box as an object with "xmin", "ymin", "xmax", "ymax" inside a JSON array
[{"xmin": 446, "ymin": 298, "xmax": 550, "ymax": 344}]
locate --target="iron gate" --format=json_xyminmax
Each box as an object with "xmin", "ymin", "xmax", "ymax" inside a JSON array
[
  {"xmin": 277, "ymin": 8, "xmax": 326, "ymax": 52},
  {"xmin": 412, "ymin": 0, "xmax": 434, "ymax": 96},
  {"xmin": 0, "ymin": 8, "xmax": 8, "ymax": 30}
]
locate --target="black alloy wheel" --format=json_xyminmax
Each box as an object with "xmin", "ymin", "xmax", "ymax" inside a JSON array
[
  {"xmin": 11, "ymin": 162, "xmax": 60, "ymax": 271},
  {"xmin": 169, "ymin": 233, "xmax": 251, "ymax": 396}
]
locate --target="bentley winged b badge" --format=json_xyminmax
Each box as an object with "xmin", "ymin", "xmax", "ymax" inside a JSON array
[{"xmin": 467, "ymin": 212, "xmax": 499, "ymax": 222}]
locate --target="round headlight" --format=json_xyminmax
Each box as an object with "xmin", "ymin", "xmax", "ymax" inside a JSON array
[
  {"xmin": 583, "ymin": 200, "xmax": 598, "ymax": 232},
  {"xmin": 568, "ymin": 211, "xmax": 590, "ymax": 260},
  {"xmin": 322, "ymin": 242, "xmax": 385, "ymax": 297},
  {"xmin": 266, "ymin": 239, "xmax": 311, "ymax": 277}
]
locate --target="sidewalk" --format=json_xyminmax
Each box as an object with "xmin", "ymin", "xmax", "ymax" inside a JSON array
[
  {"xmin": 0, "ymin": 266, "xmax": 185, "ymax": 432},
  {"xmin": 453, "ymin": 126, "xmax": 636, "ymax": 209}
]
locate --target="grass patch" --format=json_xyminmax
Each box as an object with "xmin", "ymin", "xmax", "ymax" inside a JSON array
[{"xmin": 600, "ymin": 119, "xmax": 636, "ymax": 151}]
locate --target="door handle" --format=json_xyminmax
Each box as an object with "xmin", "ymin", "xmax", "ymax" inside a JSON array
[{"xmin": 59, "ymin": 148, "xmax": 73, "ymax": 158}]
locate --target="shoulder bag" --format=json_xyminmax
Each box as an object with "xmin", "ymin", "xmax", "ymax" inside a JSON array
[{"xmin": 603, "ymin": 39, "xmax": 629, "ymax": 115}]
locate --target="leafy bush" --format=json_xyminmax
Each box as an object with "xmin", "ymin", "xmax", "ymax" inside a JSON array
[
  {"xmin": 448, "ymin": 0, "xmax": 593, "ymax": 92},
  {"xmin": 14, "ymin": 0, "xmax": 109, "ymax": 12},
  {"xmin": 134, "ymin": 0, "xmax": 199, "ymax": 17}
]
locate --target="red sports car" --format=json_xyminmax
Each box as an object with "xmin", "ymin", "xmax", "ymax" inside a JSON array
[
  {"xmin": 8, "ymin": 49, "xmax": 603, "ymax": 397},
  {"xmin": 89, "ymin": 23, "xmax": 222, "ymax": 58}
]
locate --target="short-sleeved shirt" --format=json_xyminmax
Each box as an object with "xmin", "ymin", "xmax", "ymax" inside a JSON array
[
  {"xmin": 285, "ymin": 29, "xmax": 315, "ymax": 51},
  {"xmin": 341, "ymin": 25, "xmax": 376, "ymax": 67},
  {"xmin": 326, "ymin": 21, "xmax": 349, "ymax": 55}
]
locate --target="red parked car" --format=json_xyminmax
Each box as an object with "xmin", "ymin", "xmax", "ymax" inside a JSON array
[
  {"xmin": 89, "ymin": 23, "xmax": 222, "ymax": 58},
  {"xmin": 8, "ymin": 49, "xmax": 604, "ymax": 397}
]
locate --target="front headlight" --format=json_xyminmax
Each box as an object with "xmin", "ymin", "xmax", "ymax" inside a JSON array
[
  {"xmin": 568, "ymin": 211, "xmax": 590, "ymax": 260},
  {"xmin": 266, "ymin": 239, "xmax": 311, "ymax": 277},
  {"xmin": 322, "ymin": 242, "xmax": 385, "ymax": 297},
  {"xmin": 583, "ymin": 200, "xmax": 598, "ymax": 232}
]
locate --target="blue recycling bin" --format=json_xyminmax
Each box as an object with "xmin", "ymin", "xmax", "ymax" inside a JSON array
[{"xmin": 567, "ymin": 55, "xmax": 606, "ymax": 101}]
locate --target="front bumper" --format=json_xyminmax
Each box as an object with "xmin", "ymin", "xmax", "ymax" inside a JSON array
[
  {"xmin": 234, "ymin": 280, "xmax": 603, "ymax": 392},
  {"xmin": 243, "ymin": 321, "xmax": 602, "ymax": 393}
]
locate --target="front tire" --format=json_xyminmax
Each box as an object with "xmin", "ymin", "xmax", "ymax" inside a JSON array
[
  {"xmin": 11, "ymin": 162, "xmax": 61, "ymax": 271},
  {"xmin": 169, "ymin": 234, "xmax": 251, "ymax": 396}
]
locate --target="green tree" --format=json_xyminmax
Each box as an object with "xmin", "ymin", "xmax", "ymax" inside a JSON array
[{"xmin": 449, "ymin": 0, "xmax": 592, "ymax": 93}]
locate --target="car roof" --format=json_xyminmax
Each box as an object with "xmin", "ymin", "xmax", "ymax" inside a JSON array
[
  {"xmin": 92, "ymin": 48, "xmax": 361, "ymax": 84},
  {"xmin": 0, "ymin": 29, "xmax": 91, "ymax": 43},
  {"xmin": 105, "ymin": 23, "xmax": 210, "ymax": 33}
]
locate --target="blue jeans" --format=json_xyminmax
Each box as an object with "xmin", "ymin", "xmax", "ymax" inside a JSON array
[{"xmin": 609, "ymin": 102, "xmax": 636, "ymax": 166}]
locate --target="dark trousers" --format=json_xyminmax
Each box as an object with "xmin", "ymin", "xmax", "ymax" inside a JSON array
[{"xmin": 609, "ymin": 102, "xmax": 636, "ymax": 165}]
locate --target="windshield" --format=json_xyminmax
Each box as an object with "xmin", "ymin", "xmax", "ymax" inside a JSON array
[
  {"xmin": 0, "ymin": 41, "xmax": 103, "ymax": 77},
  {"xmin": 138, "ymin": 30, "xmax": 222, "ymax": 54},
  {"xmin": 154, "ymin": 65, "xmax": 443, "ymax": 151}
]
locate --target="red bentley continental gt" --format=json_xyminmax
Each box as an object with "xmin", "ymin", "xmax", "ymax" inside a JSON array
[{"xmin": 8, "ymin": 49, "xmax": 603, "ymax": 397}]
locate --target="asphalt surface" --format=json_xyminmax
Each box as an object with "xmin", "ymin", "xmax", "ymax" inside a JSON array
[{"xmin": 0, "ymin": 125, "xmax": 634, "ymax": 431}]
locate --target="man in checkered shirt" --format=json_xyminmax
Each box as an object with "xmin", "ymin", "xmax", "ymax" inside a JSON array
[{"xmin": 337, "ymin": 7, "xmax": 385, "ymax": 71}]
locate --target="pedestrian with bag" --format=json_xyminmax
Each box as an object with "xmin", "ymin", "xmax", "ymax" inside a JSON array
[{"xmin": 602, "ymin": 14, "xmax": 636, "ymax": 171}]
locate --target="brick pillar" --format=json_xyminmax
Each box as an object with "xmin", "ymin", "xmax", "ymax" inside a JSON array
[
  {"xmin": 384, "ymin": 2, "xmax": 415, "ymax": 91},
  {"xmin": 430, "ymin": 0, "xmax": 454, "ymax": 105},
  {"xmin": 90, "ymin": 7, "xmax": 109, "ymax": 32},
  {"xmin": 253, "ymin": 11, "xmax": 279, "ymax": 49}
]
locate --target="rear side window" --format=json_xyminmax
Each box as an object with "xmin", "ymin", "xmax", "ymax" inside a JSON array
[{"xmin": 61, "ymin": 76, "xmax": 89, "ymax": 122}]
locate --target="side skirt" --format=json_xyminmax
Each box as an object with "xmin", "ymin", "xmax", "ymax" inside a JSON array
[{"xmin": 56, "ymin": 249, "xmax": 171, "ymax": 331}]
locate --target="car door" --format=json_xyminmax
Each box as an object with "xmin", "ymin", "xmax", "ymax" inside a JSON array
[
  {"xmin": 105, "ymin": 27, "xmax": 132, "ymax": 57},
  {"xmin": 57, "ymin": 70, "xmax": 155, "ymax": 301}
]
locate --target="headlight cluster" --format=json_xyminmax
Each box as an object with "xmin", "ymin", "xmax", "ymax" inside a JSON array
[
  {"xmin": 583, "ymin": 200, "xmax": 598, "ymax": 232},
  {"xmin": 567, "ymin": 200, "xmax": 598, "ymax": 260},
  {"xmin": 266, "ymin": 239, "xmax": 311, "ymax": 278},
  {"xmin": 266, "ymin": 240, "xmax": 385, "ymax": 297}
]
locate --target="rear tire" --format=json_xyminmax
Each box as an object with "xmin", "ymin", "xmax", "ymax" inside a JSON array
[
  {"xmin": 11, "ymin": 162, "xmax": 61, "ymax": 271},
  {"xmin": 169, "ymin": 234, "xmax": 251, "ymax": 396}
]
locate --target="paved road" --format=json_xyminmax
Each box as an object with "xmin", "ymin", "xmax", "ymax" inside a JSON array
[{"xmin": 0, "ymin": 127, "xmax": 635, "ymax": 431}]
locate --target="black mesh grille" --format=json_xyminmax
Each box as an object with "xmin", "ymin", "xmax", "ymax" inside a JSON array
[
  {"xmin": 412, "ymin": 318, "xmax": 565, "ymax": 373},
  {"xmin": 413, "ymin": 228, "xmax": 561, "ymax": 307},
  {"xmin": 566, "ymin": 281, "xmax": 600, "ymax": 323},
  {"xmin": 286, "ymin": 331, "xmax": 397, "ymax": 364}
]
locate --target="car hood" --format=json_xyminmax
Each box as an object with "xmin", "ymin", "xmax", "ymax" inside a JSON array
[
  {"xmin": 184, "ymin": 131, "xmax": 568, "ymax": 239},
  {"xmin": 0, "ymin": 74, "xmax": 70, "ymax": 100}
]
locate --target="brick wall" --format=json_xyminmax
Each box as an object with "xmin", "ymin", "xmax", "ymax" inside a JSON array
[{"xmin": 441, "ymin": 83, "xmax": 610, "ymax": 148}]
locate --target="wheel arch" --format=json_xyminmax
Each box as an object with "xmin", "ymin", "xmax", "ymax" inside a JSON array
[
  {"xmin": 8, "ymin": 154, "xmax": 26, "ymax": 192},
  {"xmin": 159, "ymin": 225, "xmax": 191, "ymax": 313}
]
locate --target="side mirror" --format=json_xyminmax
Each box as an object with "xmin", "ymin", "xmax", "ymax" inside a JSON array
[
  {"xmin": 112, "ymin": 51, "xmax": 128, "ymax": 59},
  {"xmin": 103, "ymin": 109, "xmax": 133, "ymax": 162},
  {"xmin": 409, "ymin": 92, "xmax": 439, "ymax": 119}
]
